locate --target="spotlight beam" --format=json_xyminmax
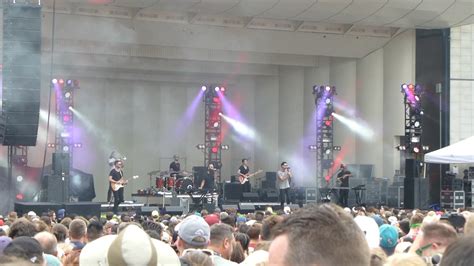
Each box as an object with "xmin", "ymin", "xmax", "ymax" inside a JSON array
[
  {"xmin": 219, "ymin": 113, "xmax": 256, "ymax": 140},
  {"xmin": 331, "ymin": 113, "xmax": 375, "ymax": 140}
]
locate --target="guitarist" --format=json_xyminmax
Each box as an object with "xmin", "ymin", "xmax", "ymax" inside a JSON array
[
  {"xmin": 277, "ymin": 162, "xmax": 292, "ymax": 208},
  {"xmin": 238, "ymin": 158, "xmax": 251, "ymax": 192},
  {"xmin": 337, "ymin": 164, "xmax": 352, "ymax": 207},
  {"xmin": 108, "ymin": 160, "xmax": 126, "ymax": 214}
]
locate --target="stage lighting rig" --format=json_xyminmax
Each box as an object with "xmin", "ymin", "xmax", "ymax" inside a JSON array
[
  {"xmin": 313, "ymin": 85, "xmax": 337, "ymax": 190},
  {"xmin": 400, "ymin": 83, "xmax": 427, "ymax": 159}
]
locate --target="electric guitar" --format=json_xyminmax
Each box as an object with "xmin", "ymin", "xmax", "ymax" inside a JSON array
[
  {"xmin": 239, "ymin": 170, "xmax": 263, "ymax": 184},
  {"xmin": 111, "ymin": 175, "xmax": 139, "ymax": 191}
]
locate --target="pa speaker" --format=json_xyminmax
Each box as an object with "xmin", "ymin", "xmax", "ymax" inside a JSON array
[
  {"xmin": 403, "ymin": 178, "xmax": 429, "ymax": 209},
  {"xmin": 53, "ymin": 153, "xmax": 70, "ymax": 176},
  {"xmin": 223, "ymin": 183, "xmax": 242, "ymax": 201},
  {"xmin": 238, "ymin": 204, "xmax": 255, "ymax": 214},
  {"xmin": 140, "ymin": 207, "xmax": 159, "ymax": 216},
  {"xmin": 14, "ymin": 202, "xmax": 62, "ymax": 217},
  {"xmin": 405, "ymin": 159, "xmax": 419, "ymax": 178},
  {"xmin": 242, "ymin": 192, "xmax": 260, "ymax": 202},
  {"xmin": 1, "ymin": 5, "xmax": 41, "ymax": 146},
  {"xmin": 221, "ymin": 204, "xmax": 238, "ymax": 212},
  {"xmin": 45, "ymin": 175, "xmax": 67, "ymax": 202},
  {"xmin": 164, "ymin": 206, "xmax": 184, "ymax": 215},
  {"xmin": 64, "ymin": 202, "xmax": 101, "ymax": 218}
]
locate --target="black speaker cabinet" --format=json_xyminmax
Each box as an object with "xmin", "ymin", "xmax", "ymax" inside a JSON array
[
  {"xmin": 405, "ymin": 159, "xmax": 419, "ymax": 178},
  {"xmin": 14, "ymin": 202, "xmax": 62, "ymax": 217},
  {"xmin": 53, "ymin": 153, "xmax": 70, "ymax": 176},
  {"xmin": 238, "ymin": 204, "xmax": 256, "ymax": 214},
  {"xmin": 242, "ymin": 192, "xmax": 260, "ymax": 202},
  {"xmin": 404, "ymin": 177, "xmax": 429, "ymax": 209},
  {"xmin": 164, "ymin": 206, "xmax": 184, "ymax": 215},
  {"xmin": 64, "ymin": 202, "xmax": 101, "ymax": 218},
  {"xmin": 223, "ymin": 183, "xmax": 242, "ymax": 201},
  {"xmin": 45, "ymin": 175, "xmax": 67, "ymax": 203}
]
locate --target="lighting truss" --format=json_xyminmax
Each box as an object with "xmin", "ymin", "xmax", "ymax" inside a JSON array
[
  {"xmin": 313, "ymin": 85, "xmax": 337, "ymax": 188},
  {"xmin": 203, "ymin": 85, "xmax": 224, "ymax": 182},
  {"xmin": 401, "ymin": 83, "xmax": 426, "ymax": 159},
  {"xmin": 53, "ymin": 79, "xmax": 79, "ymax": 174}
]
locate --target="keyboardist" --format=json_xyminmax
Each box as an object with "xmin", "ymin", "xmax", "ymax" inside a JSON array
[{"xmin": 337, "ymin": 164, "xmax": 352, "ymax": 207}]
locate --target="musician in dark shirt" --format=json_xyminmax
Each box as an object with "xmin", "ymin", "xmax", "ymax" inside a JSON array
[
  {"xmin": 200, "ymin": 163, "xmax": 215, "ymax": 192},
  {"xmin": 337, "ymin": 164, "xmax": 352, "ymax": 207},
  {"xmin": 108, "ymin": 160, "xmax": 125, "ymax": 214},
  {"xmin": 238, "ymin": 159, "xmax": 251, "ymax": 192},
  {"xmin": 169, "ymin": 155, "xmax": 181, "ymax": 177}
]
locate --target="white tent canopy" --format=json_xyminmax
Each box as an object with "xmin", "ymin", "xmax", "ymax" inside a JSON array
[{"xmin": 424, "ymin": 136, "xmax": 474, "ymax": 164}]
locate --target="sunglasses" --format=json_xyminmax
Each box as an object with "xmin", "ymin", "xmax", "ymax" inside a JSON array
[{"xmin": 415, "ymin": 243, "xmax": 433, "ymax": 256}]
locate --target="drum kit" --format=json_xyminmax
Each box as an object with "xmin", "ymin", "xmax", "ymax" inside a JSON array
[{"xmin": 147, "ymin": 169, "xmax": 195, "ymax": 194}]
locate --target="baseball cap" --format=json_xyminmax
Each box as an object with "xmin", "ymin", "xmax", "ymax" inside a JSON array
[
  {"xmin": 204, "ymin": 214, "xmax": 220, "ymax": 226},
  {"xmin": 177, "ymin": 215, "xmax": 210, "ymax": 246},
  {"xmin": 27, "ymin": 211, "xmax": 36, "ymax": 217},
  {"xmin": 380, "ymin": 224, "xmax": 398, "ymax": 249},
  {"xmin": 0, "ymin": 236, "xmax": 12, "ymax": 256}
]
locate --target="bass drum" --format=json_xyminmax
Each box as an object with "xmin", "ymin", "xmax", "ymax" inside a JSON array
[{"xmin": 176, "ymin": 178, "xmax": 194, "ymax": 194}]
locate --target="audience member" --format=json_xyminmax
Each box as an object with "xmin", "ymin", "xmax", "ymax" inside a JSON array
[
  {"xmin": 260, "ymin": 215, "xmax": 283, "ymax": 241},
  {"xmin": 2, "ymin": 236, "xmax": 44, "ymax": 265},
  {"xmin": 0, "ymin": 236, "xmax": 12, "ymax": 256},
  {"xmin": 87, "ymin": 220, "xmax": 103, "ymax": 242},
  {"xmin": 441, "ymin": 234, "xmax": 474, "ymax": 266},
  {"xmin": 269, "ymin": 203, "xmax": 370, "ymax": 265},
  {"xmin": 176, "ymin": 215, "xmax": 210, "ymax": 255},
  {"xmin": 208, "ymin": 223, "xmax": 238, "ymax": 265},
  {"xmin": 180, "ymin": 249, "xmax": 213, "ymax": 266},
  {"xmin": 379, "ymin": 224, "xmax": 399, "ymax": 256},
  {"xmin": 68, "ymin": 219, "xmax": 87, "ymax": 250},
  {"xmin": 8, "ymin": 218, "xmax": 37, "ymax": 239},
  {"xmin": 409, "ymin": 222, "xmax": 457, "ymax": 258},
  {"xmin": 385, "ymin": 253, "xmax": 426, "ymax": 266}
]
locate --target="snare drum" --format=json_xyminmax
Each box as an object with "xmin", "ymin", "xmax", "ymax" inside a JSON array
[{"xmin": 155, "ymin": 177, "xmax": 164, "ymax": 189}]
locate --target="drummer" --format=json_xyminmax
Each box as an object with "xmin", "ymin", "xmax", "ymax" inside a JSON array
[{"xmin": 169, "ymin": 155, "xmax": 181, "ymax": 178}]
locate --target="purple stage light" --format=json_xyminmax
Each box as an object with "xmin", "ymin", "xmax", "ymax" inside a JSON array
[
  {"xmin": 201, "ymin": 86, "xmax": 207, "ymax": 91},
  {"xmin": 66, "ymin": 79, "xmax": 73, "ymax": 85},
  {"xmin": 52, "ymin": 78, "xmax": 58, "ymax": 84},
  {"xmin": 214, "ymin": 86, "xmax": 220, "ymax": 92}
]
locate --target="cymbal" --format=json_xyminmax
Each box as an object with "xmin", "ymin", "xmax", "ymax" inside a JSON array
[
  {"xmin": 160, "ymin": 171, "xmax": 170, "ymax": 176},
  {"xmin": 147, "ymin": 170, "xmax": 161, "ymax": 175}
]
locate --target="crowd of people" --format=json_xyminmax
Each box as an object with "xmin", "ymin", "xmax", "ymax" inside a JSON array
[{"xmin": 0, "ymin": 203, "xmax": 474, "ymax": 265}]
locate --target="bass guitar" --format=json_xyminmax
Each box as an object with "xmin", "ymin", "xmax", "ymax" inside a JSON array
[
  {"xmin": 239, "ymin": 170, "xmax": 263, "ymax": 184},
  {"xmin": 111, "ymin": 175, "xmax": 139, "ymax": 191}
]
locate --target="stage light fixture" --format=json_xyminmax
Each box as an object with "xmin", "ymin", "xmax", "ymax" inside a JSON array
[
  {"xmin": 73, "ymin": 143, "xmax": 82, "ymax": 148},
  {"xmin": 63, "ymin": 115, "xmax": 71, "ymax": 122},
  {"xmin": 62, "ymin": 145, "xmax": 70, "ymax": 152},
  {"xmin": 401, "ymin": 84, "xmax": 408, "ymax": 90},
  {"xmin": 214, "ymin": 86, "xmax": 220, "ymax": 92},
  {"xmin": 211, "ymin": 146, "xmax": 219, "ymax": 153},
  {"xmin": 52, "ymin": 78, "xmax": 58, "ymax": 84},
  {"xmin": 308, "ymin": 145, "xmax": 317, "ymax": 150},
  {"xmin": 220, "ymin": 87, "xmax": 225, "ymax": 92},
  {"xmin": 413, "ymin": 121, "xmax": 421, "ymax": 128},
  {"xmin": 47, "ymin": 143, "xmax": 56, "ymax": 148},
  {"xmin": 422, "ymin": 145, "xmax": 430, "ymax": 151},
  {"xmin": 213, "ymin": 121, "xmax": 219, "ymax": 128},
  {"xmin": 210, "ymin": 135, "xmax": 217, "ymax": 141},
  {"xmin": 60, "ymin": 132, "xmax": 70, "ymax": 138},
  {"xmin": 411, "ymin": 136, "xmax": 420, "ymax": 143},
  {"xmin": 59, "ymin": 79, "xmax": 64, "ymax": 85},
  {"xmin": 213, "ymin": 97, "xmax": 220, "ymax": 103},
  {"xmin": 325, "ymin": 86, "xmax": 331, "ymax": 91},
  {"xmin": 414, "ymin": 95, "xmax": 420, "ymax": 102},
  {"xmin": 221, "ymin": 145, "xmax": 229, "ymax": 150},
  {"xmin": 325, "ymin": 148, "xmax": 331, "ymax": 155},
  {"xmin": 64, "ymin": 92, "xmax": 72, "ymax": 98},
  {"xmin": 413, "ymin": 146, "xmax": 420, "ymax": 153},
  {"xmin": 196, "ymin": 144, "xmax": 205, "ymax": 149},
  {"xmin": 333, "ymin": 146, "xmax": 341, "ymax": 151},
  {"xmin": 201, "ymin": 86, "xmax": 207, "ymax": 91},
  {"xmin": 325, "ymin": 98, "xmax": 331, "ymax": 104},
  {"xmin": 66, "ymin": 79, "xmax": 73, "ymax": 86},
  {"xmin": 324, "ymin": 120, "xmax": 332, "ymax": 127},
  {"xmin": 395, "ymin": 145, "xmax": 406, "ymax": 151}
]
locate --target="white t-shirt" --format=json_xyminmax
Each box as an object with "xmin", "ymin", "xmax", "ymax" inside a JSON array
[{"xmin": 277, "ymin": 170, "xmax": 290, "ymax": 189}]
